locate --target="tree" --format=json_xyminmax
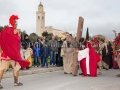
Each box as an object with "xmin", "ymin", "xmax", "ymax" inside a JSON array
[
  {"xmin": 42, "ymin": 31, "xmax": 48, "ymax": 37},
  {"xmin": 86, "ymin": 27, "xmax": 89, "ymax": 40},
  {"xmin": 29, "ymin": 33, "xmax": 40, "ymax": 42},
  {"xmin": 42, "ymin": 31, "xmax": 54, "ymax": 40},
  {"xmin": 46, "ymin": 33, "xmax": 53, "ymax": 40},
  {"xmin": 21, "ymin": 30, "xmax": 27, "ymax": 41},
  {"xmin": 0, "ymin": 26, "xmax": 3, "ymax": 32}
]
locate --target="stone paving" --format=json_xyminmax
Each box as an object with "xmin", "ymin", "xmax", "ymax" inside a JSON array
[{"xmin": 1, "ymin": 69, "xmax": 120, "ymax": 90}]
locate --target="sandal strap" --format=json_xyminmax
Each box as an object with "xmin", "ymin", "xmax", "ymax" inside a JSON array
[{"xmin": 14, "ymin": 82, "xmax": 23, "ymax": 86}]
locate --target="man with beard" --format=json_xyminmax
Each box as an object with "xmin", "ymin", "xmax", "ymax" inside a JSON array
[
  {"xmin": 76, "ymin": 40, "xmax": 97, "ymax": 77},
  {"xmin": 61, "ymin": 34, "xmax": 75, "ymax": 74}
]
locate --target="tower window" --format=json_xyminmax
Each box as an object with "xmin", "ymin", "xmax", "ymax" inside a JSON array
[
  {"xmin": 42, "ymin": 16, "xmax": 44, "ymax": 20},
  {"xmin": 38, "ymin": 16, "xmax": 40, "ymax": 19}
]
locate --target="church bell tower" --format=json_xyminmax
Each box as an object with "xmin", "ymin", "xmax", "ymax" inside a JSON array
[{"xmin": 36, "ymin": 2, "xmax": 45, "ymax": 36}]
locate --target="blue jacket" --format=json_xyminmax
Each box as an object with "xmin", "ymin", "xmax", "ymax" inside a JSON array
[
  {"xmin": 41, "ymin": 46, "xmax": 50, "ymax": 57},
  {"xmin": 33, "ymin": 47, "xmax": 41, "ymax": 57}
]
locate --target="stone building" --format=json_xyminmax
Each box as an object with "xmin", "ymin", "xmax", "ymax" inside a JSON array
[{"xmin": 36, "ymin": 2, "xmax": 65, "ymax": 37}]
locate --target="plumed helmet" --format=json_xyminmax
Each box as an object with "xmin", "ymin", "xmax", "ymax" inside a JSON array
[{"xmin": 9, "ymin": 15, "xmax": 19, "ymax": 27}]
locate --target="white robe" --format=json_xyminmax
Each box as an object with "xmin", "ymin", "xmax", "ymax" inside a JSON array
[{"xmin": 78, "ymin": 48, "xmax": 90, "ymax": 74}]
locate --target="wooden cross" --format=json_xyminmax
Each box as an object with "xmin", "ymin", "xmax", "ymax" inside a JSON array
[{"xmin": 72, "ymin": 17, "xmax": 84, "ymax": 76}]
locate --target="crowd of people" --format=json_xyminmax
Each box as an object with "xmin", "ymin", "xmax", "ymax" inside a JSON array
[{"xmin": 20, "ymin": 34, "xmax": 64, "ymax": 69}]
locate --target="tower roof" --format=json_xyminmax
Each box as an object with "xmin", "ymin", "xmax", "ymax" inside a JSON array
[{"xmin": 39, "ymin": 2, "xmax": 43, "ymax": 7}]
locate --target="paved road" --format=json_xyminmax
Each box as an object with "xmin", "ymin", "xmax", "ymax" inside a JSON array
[{"xmin": 1, "ymin": 69, "xmax": 120, "ymax": 90}]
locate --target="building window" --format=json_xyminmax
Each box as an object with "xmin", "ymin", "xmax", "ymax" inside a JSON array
[
  {"xmin": 38, "ymin": 16, "xmax": 40, "ymax": 19},
  {"xmin": 42, "ymin": 16, "xmax": 44, "ymax": 20}
]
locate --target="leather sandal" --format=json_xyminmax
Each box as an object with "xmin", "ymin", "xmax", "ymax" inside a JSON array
[
  {"xmin": 79, "ymin": 73, "xmax": 83, "ymax": 75},
  {"xmin": 0, "ymin": 85, "xmax": 3, "ymax": 89},
  {"xmin": 116, "ymin": 74, "xmax": 120, "ymax": 77},
  {"xmin": 14, "ymin": 82, "xmax": 23, "ymax": 86}
]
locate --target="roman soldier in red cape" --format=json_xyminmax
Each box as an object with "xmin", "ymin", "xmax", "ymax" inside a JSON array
[{"xmin": 0, "ymin": 15, "xmax": 30, "ymax": 89}]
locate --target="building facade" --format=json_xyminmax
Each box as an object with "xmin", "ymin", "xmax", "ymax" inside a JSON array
[{"xmin": 36, "ymin": 2, "xmax": 65, "ymax": 37}]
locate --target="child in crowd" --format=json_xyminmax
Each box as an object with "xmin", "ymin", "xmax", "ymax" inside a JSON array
[
  {"xmin": 33, "ymin": 43, "xmax": 41, "ymax": 67},
  {"xmin": 24, "ymin": 46, "xmax": 33, "ymax": 68},
  {"xmin": 41, "ymin": 42, "xmax": 49, "ymax": 68}
]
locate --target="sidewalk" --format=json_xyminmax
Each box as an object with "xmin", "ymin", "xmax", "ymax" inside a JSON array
[{"xmin": 3, "ymin": 67, "xmax": 63, "ymax": 79}]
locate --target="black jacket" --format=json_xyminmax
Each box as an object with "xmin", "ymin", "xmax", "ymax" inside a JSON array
[{"xmin": 22, "ymin": 39, "xmax": 33, "ymax": 49}]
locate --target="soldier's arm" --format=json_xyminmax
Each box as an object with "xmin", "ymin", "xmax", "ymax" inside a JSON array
[
  {"xmin": 0, "ymin": 47, "xmax": 2, "ymax": 53},
  {"xmin": 14, "ymin": 29, "xmax": 21, "ymax": 36}
]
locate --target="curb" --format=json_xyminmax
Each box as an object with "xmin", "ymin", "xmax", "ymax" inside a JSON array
[{"xmin": 3, "ymin": 67, "xmax": 63, "ymax": 79}]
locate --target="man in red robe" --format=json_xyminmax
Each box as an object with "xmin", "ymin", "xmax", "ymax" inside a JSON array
[
  {"xmin": 0, "ymin": 15, "xmax": 29, "ymax": 89},
  {"xmin": 77, "ymin": 40, "xmax": 97, "ymax": 77}
]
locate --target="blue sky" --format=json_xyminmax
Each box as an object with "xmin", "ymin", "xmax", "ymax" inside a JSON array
[{"xmin": 0, "ymin": 0, "xmax": 120, "ymax": 39}]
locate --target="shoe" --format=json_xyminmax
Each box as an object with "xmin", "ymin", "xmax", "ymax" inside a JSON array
[
  {"xmin": 20, "ymin": 68, "xmax": 23, "ymax": 70},
  {"xmin": 106, "ymin": 69, "xmax": 109, "ymax": 70},
  {"xmin": 26, "ymin": 67, "xmax": 29, "ymax": 69},
  {"xmin": 14, "ymin": 82, "xmax": 23, "ymax": 86},
  {"xmin": 0, "ymin": 85, "xmax": 3, "ymax": 89},
  {"xmin": 116, "ymin": 74, "xmax": 120, "ymax": 77},
  {"xmin": 79, "ymin": 73, "xmax": 83, "ymax": 75},
  {"xmin": 50, "ymin": 65, "xmax": 53, "ymax": 67},
  {"xmin": 64, "ymin": 72, "xmax": 67, "ymax": 74}
]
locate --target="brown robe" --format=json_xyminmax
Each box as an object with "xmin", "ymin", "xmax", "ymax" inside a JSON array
[
  {"xmin": 61, "ymin": 41, "xmax": 74, "ymax": 74},
  {"xmin": 65, "ymin": 34, "xmax": 79, "ymax": 75}
]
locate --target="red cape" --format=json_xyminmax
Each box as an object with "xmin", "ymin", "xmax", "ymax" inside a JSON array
[
  {"xmin": 0, "ymin": 27, "xmax": 30, "ymax": 68},
  {"xmin": 79, "ymin": 41, "xmax": 97, "ymax": 77}
]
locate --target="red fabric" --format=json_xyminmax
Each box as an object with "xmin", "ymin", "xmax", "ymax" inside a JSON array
[
  {"xmin": 87, "ymin": 41, "xmax": 97, "ymax": 77},
  {"xmin": 1, "ymin": 52, "xmax": 10, "ymax": 60},
  {"xmin": 79, "ymin": 41, "xmax": 97, "ymax": 77},
  {"xmin": 0, "ymin": 27, "xmax": 30, "ymax": 68},
  {"xmin": 96, "ymin": 53, "xmax": 101, "ymax": 62},
  {"xmin": 80, "ymin": 58, "xmax": 87, "ymax": 76}
]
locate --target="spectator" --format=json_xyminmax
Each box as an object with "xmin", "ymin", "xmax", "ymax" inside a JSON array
[
  {"xmin": 43, "ymin": 36, "xmax": 47, "ymax": 43},
  {"xmin": 34, "ymin": 38, "xmax": 43, "ymax": 48},
  {"xmin": 41, "ymin": 42, "xmax": 50, "ymax": 68},
  {"xmin": 48, "ymin": 35, "xmax": 58, "ymax": 67},
  {"xmin": 33, "ymin": 43, "xmax": 41, "ymax": 67},
  {"xmin": 24, "ymin": 45, "xmax": 33, "ymax": 69},
  {"xmin": 22, "ymin": 34, "xmax": 32, "ymax": 49},
  {"xmin": 57, "ymin": 37, "xmax": 63, "ymax": 67}
]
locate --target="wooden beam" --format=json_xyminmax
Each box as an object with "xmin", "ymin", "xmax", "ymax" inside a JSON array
[{"xmin": 72, "ymin": 17, "xmax": 84, "ymax": 76}]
